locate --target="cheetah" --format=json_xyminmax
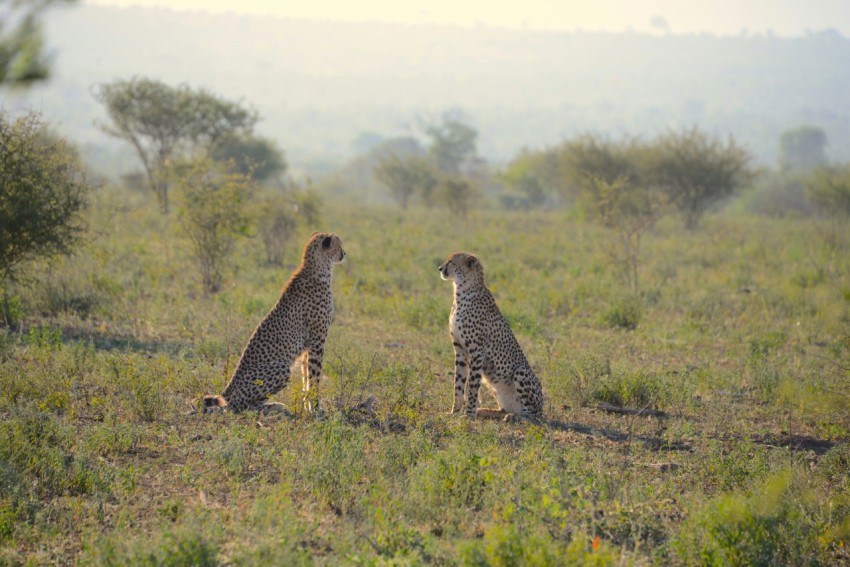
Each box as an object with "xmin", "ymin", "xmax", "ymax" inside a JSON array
[
  {"xmin": 439, "ymin": 252, "xmax": 544, "ymax": 421},
  {"xmin": 201, "ymin": 232, "xmax": 345, "ymax": 414}
]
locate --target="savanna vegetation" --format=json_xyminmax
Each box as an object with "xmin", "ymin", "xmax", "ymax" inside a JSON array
[
  {"xmin": 2, "ymin": 164, "xmax": 850, "ymax": 564},
  {"xmin": 1, "ymin": 54, "xmax": 849, "ymax": 563}
]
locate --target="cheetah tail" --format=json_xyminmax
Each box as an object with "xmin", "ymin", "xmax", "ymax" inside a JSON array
[{"xmin": 200, "ymin": 394, "xmax": 228, "ymax": 413}]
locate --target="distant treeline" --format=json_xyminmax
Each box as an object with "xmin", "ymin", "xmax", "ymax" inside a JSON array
[{"xmin": 9, "ymin": 5, "xmax": 849, "ymax": 175}]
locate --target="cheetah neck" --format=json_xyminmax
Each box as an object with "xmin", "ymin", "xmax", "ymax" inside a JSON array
[
  {"xmin": 295, "ymin": 259, "xmax": 334, "ymax": 282},
  {"xmin": 454, "ymin": 282, "xmax": 486, "ymax": 301}
]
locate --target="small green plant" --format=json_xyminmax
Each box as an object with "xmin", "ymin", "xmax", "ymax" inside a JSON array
[
  {"xmin": 0, "ymin": 501, "xmax": 15, "ymax": 543},
  {"xmin": 406, "ymin": 442, "xmax": 496, "ymax": 527},
  {"xmin": 581, "ymin": 175, "xmax": 666, "ymax": 290},
  {"xmin": 745, "ymin": 333, "xmax": 785, "ymax": 403},
  {"xmin": 112, "ymin": 358, "xmax": 166, "ymax": 422},
  {"xmin": 148, "ymin": 532, "xmax": 220, "ymax": 566},
  {"xmin": 367, "ymin": 507, "xmax": 431, "ymax": 561},
  {"xmin": 0, "ymin": 293, "xmax": 24, "ymax": 327},
  {"xmin": 601, "ymin": 294, "xmax": 643, "ymax": 330},
  {"xmin": 818, "ymin": 443, "xmax": 850, "ymax": 488},
  {"xmin": 374, "ymin": 154, "xmax": 438, "ymax": 210},
  {"xmin": 0, "ymin": 406, "xmax": 113, "ymax": 505},
  {"xmin": 302, "ymin": 417, "xmax": 367, "ymax": 515},
  {"xmin": 254, "ymin": 187, "xmax": 322, "ymax": 266},
  {"xmin": 0, "ymin": 328, "xmax": 17, "ymax": 362},
  {"xmin": 806, "ymin": 164, "xmax": 850, "ymax": 216},
  {"xmin": 590, "ymin": 370, "xmax": 666, "ymax": 409},
  {"xmin": 459, "ymin": 523, "xmax": 618, "ymax": 567},
  {"xmin": 24, "ymin": 324, "xmax": 62, "ymax": 348},
  {"xmin": 175, "ymin": 157, "xmax": 255, "ymax": 293}
]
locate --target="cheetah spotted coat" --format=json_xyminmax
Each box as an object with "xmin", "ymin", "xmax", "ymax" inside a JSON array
[
  {"xmin": 439, "ymin": 252, "xmax": 544, "ymax": 420},
  {"xmin": 203, "ymin": 232, "xmax": 345, "ymax": 413}
]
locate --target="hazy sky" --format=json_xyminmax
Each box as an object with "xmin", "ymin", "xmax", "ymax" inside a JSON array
[{"xmin": 85, "ymin": 0, "xmax": 849, "ymax": 36}]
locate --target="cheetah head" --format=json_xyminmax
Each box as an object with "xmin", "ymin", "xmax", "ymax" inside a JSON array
[
  {"xmin": 307, "ymin": 232, "xmax": 346, "ymax": 265},
  {"xmin": 439, "ymin": 252, "xmax": 483, "ymax": 287}
]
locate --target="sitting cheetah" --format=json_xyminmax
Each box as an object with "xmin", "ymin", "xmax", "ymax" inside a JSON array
[
  {"xmin": 202, "ymin": 232, "xmax": 345, "ymax": 414},
  {"xmin": 439, "ymin": 252, "xmax": 544, "ymax": 421}
]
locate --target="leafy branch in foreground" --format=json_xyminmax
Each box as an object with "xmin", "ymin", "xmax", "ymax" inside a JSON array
[{"xmin": 0, "ymin": 111, "xmax": 92, "ymax": 287}]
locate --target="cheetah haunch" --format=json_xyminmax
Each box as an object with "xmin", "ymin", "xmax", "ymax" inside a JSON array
[
  {"xmin": 439, "ymin": 252, "xmax": 544, "ymax": 421},
  {"xmin": 202, "ymin": 232, "xmax": 345, "ymax": 414}
]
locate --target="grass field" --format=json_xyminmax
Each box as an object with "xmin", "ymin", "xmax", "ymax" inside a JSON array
[{"xmin": 1, "ymin": 189, "xmax": 849, "ymax": 565}]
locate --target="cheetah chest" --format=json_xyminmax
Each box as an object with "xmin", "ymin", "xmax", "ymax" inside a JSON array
[{"xmin": 449, "ymin": 301, "xmax": 477, "ymax": 345}]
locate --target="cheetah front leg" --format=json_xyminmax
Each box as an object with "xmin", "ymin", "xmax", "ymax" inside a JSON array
[
  {"xmin": 451, "ymin": 340, "xmax": 469, "ymax": 414},
  {"xmin": 303, "ymin": 344, "xmax": 324, "ymax": 416},
  {"xmin": 465, "ymin": 344, "xmax": 484, "ymax": 420}
]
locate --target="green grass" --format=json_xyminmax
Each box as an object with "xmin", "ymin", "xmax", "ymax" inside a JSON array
[{"xmin": 1, "ymin": 190, "xmax": 849, "ymax": 564}]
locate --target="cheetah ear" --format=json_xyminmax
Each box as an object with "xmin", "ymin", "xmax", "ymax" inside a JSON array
[
  {"xmin": 466, "ymin": 255, "xmax": 478, "ymax": 269},
  {"xmin": 322, "ymin": 235, "xmax": 332, "ymax": 250}
]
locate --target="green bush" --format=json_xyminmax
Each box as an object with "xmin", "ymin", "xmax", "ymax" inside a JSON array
[
  {"xmin": 406, "ymin": 440, "xmax": 497, "ymax": 527},
  {"xmin": 0, "ymin": 111, "xmax": 93, "ymax": 286},
  {"xmin": 672, "ymin": 472, "xmax": 839, "ymax": 566},
  {"xmin": 174, "ymin": 157, "xmax": 255, "ymax": 293},
  {"xmin": 600, "ymin": 294, "xmax": 643, "ymax": 330},
  {"xmin": 302, "ymin": 417, "xmax": 367, "ymax": 515},
  {"xmin": 590, "ymin": 370, "xmax": 667, "ymax": 409},
  {"xmin": 0, "ymin": 406, "xmax": 113, "ymax": 504},
  {"xmin": 111, "ymin": 357, "xmax": 167, "ymax": 422},
  {"xmin": 818, "ymin": 444, "xmax": 850, "ymax": 487},
  {"xmin": 459, "ymin": 523, "xmax": 618, "ymax": 567},
  {"xmin": 84, "ymin": 530, "xmax": 220, "ymax": 567}
]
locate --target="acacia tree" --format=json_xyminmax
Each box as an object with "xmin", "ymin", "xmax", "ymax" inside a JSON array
[
  {"xmin": 423, "ymin": 110, "xmax": 478, "ymax": 174},
  {"xmin": 0, "ymin": 0, "xmax": 76, "ymax": 86},
  {"xmin": 0, "ymin": 111, "xmax": 92, "ymax": 288},
  {"xmin": 95, "ymin": 77, "xmax": 257, "ymax": 213},
  {"xmin": 647, "ymin": 128, "xmax": 754, "ymax": 229}
]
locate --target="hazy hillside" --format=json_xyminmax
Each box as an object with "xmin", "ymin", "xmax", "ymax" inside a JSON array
[{"xmin": 5, "ymin": 4, "xmax": 850, "ymax": 175}]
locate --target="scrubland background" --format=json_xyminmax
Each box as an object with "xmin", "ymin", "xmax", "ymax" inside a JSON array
[{"xmin": 1, "ymin": 2, "xmax": 849, "ymax": 564}]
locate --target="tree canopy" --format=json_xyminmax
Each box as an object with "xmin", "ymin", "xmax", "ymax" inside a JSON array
[
  {"xmin": 0, "ymin": 0, "xmax": 76, "ymax": 86},
  {"xmin": 424, "ymin": 110, "xmax": 478, "ymax": 174},
  {"xmin": 647, "ymin": 128, "xmax": 755, "ymax": 229},
  {"xmin": 95, "ymin": 77, "xmax": 258, "ymax": 213},
  {"xmin": 0, "ymin": 111, "xmax": 92, "ymax": 285},
  {"xmin": 210, "ymin": 134, "xmax": 287, "ymax": 184}
]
